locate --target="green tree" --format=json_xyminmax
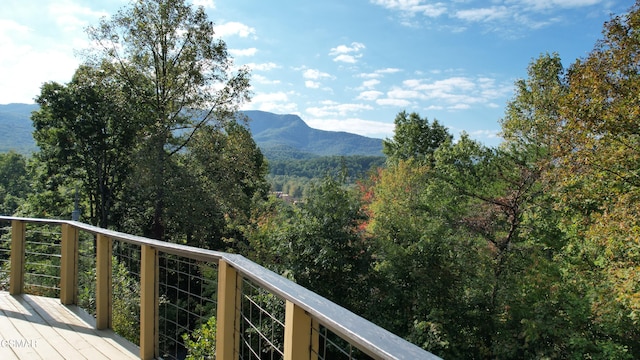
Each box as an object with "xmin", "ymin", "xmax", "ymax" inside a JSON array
[
  {"xmin": 383, "ymin": 111, "xmax": 452, "ymax": 165},
  {"xmin": 247, "ymin": 176, "xmax": 371, "ymax": 313},
  {"xmin": 31, "ymin": 65, "xmax": 143, "ymax": 227},
  {"xmin": 0, "ymin": 152, "xmax": 30, "ymax": 215},
  {"xmin": 164, "ymin": 121, "xmax": 269, "ymax": 249},
  {"xmin": 552, "ymin": 1, "xmax": 640, "ymax": 353},
  {"xmin": 86, "ymin": 0, "xmax": 251, "ymax": 239},
  {"xmin": 501, "ymin": 53, "xmax": 567, "ymax": 153}
]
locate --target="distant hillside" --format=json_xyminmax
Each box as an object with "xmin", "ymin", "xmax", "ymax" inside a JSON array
[
  {"xmin": 0, "ymin": 104, "xmax": 39, "ymax": 154},
  {"xmin": 243, "ymin": 110, "xmax": 383, "ymax": 158},
  {"xmin": 0, "ymin": 104, "xmax": 384, "ymax": 158}
]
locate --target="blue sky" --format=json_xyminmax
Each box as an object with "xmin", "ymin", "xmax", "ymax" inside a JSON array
[{"xmin": 0, "ymin": 0, "xmax": 631, "ymax": 146}]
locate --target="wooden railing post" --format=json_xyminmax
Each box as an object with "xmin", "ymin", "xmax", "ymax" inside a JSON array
[
  {"xmin": 60, "ymin": 223, "xmax": 79, "ymax": 305},
  {"xmin": 140, "ymin": 244, "xmax": 159, "ymax": 360},
  {"xmin": 284, "ymin": 300, "xmax": 317, "ymax": 360},
  {"xmin": 216, "ymin": 259, "xmax": 241, "ymax": 360},
  {"xmin": 9, "ymin": 220, "xmax": 26, "ymax": 295},
  {"xmin": 96, "ymin": 233, "xmax": 112, "ymax": 329}
]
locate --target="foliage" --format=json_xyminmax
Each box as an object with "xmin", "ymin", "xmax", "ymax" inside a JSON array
[
  {"xmin": 247, "ymin": 176, "xmax": 372, "ymax": 312},
  {"xmin": 85, "ymin": 0, "xmax": 251, "ymax": 239},
  {"xmin": 112, "ymin": 257, "xmax": 141, "ymax": 344},
  {"xmin": 182, "ymin": 316, "xmax": 217, "ymax": 359},
  {"xmin": 0, "ymin": 152, "xmax": 31, "ymax": 215},
  {"xmin": 32, "ymin": 65, "xmax": 143, "ymax": 228},
  {"xmin": 382, "ymin": 111, "xmax": 452, "ymax": 165},
  {"xmin": 3, "ymin": 1, "xmax": 640, "ymax": 359},
  {"xmin": 268, "ymin": 155, "xmax": 385, "ymax": 181}
]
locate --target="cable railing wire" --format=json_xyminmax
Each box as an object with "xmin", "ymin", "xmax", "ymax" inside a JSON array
[{"xmin": 0, "ymin": 216, "xmax": 441, "ymax": 360}]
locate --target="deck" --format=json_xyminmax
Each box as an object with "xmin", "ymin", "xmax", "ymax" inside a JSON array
[{"xmin": 0, "ymin": 291, "xmax": 139, "ymax": 359}]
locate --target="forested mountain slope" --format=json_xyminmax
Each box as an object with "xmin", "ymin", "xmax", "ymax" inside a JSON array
[{"xmin": 0, "ymin": 104, "xmax": 384, "ymax": 158}]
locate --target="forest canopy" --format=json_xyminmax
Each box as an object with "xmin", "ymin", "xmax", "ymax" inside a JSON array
[{"xmin": 2, "ymin": 0, "xmax": 640, "ymax": 358}]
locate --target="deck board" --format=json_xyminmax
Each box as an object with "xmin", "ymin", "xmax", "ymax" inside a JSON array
[{"xmin": 0, "ymin": 292, "xmax": 139, "ymax": 359}]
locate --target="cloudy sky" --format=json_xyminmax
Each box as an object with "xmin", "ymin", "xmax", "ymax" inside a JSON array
[{"xmin": 0, "ymin": 0, "xmax": 630, "ymax": 146}]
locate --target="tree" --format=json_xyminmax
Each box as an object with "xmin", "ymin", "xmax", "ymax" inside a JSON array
[
  {"xmin": 86, "ymin": 0, "xmax": 251, "ymax": 239},
  {"xmin": 247, "ymin": 176, "xmax": 372, "ymax": 313},
  {"xmin": 0, "ymin": 152, "xmax": 30, "ymax": 215},
  {"xmin": 383, "ymin": 111, "xmax": 452, "ymax": 165},
  {"xmin": 500, "ymin": 52, "xmax": 567, "ymax": 171},
  {"xmin": 552, "ymin": 1, "xmax": 640, "ymax": 352},
  {"xmin": 166, "ymin": 121, "xmax": 269, "ymax": 249},
  {"xmin": 31, "ymin": 65, "xmax": 143, "ymax": 228}
]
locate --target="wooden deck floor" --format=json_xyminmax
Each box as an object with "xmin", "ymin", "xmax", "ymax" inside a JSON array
[{"xmin": 0, "ymin": 291, "xmax": 139, "ymax": 359}]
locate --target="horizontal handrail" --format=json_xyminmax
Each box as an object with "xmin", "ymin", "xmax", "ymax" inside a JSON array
[{"xmin": 0, "ymin": 215, "xmax": 440, "ymax": 360}]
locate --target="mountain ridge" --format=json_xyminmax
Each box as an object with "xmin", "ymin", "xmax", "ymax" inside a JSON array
[{"xmin": 0, "ymin": 104, "xmax": 384, "ymax": 158}]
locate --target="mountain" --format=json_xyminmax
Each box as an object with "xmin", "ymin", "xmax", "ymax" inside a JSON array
[
  {"xmin": 242, "ymin": 110, "xmax": 383, "ymax": 158},
  {"xmin": 0, "ymin": 104, "xmax": 39, "ymax": 154},
  {"xmin": 0, "ymin": 104, "xmax": 384, "ymax": 158}
]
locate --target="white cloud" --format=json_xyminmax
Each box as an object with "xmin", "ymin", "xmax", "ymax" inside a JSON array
[
  {"xmin": 333, "ymin": 54, "xmax": 361, "ymax": 64},
  {"xmin": 469, "ymin": 129, "xmax": 501, "ymax": 140},
  {"xmin": 229, "ymin": 48, "xmax": 257, "ymax": 57},
  {"xmin": 247, "ymin": 91, "xmax": 298, "ymax": 113},
  {"xmin": 306, "ymin": 102, "xmax": 373, "ymax": 118},
  {"xmin": 379, "ymin": 75, "xmax": 511, "ymax": 111},
  {"xmin": 520, "ymin": 0, "xmax": 602, "ymax": 10},
  {"xmin": 303, "ymin": 68, "xmax": 333, "ymax": 80},
  {"xmin": 304, "ymin": 117, "xmax": 395, "ymax": 138},
  {"xmin": 370, "ymin": 0, "xmax": 447, "ymax": 17},
  {"xmin": 246, "ymin": 62, "xmax": 280, "ymax": 71},
  {"xmin": 358, "ymin": 67, "xmax": 402, "ymax": 79},
  {"xmin": 330, "ymin": 42, "xmax": 365, "ymax": 63},
  {"xmin": 361, "ymin": 79, "xmax": 381, "ymax": 89},
  {"xmin": 253, "ymin": 74, "xmax": 280, "ymax": 85},
  {"xmin": 0, "ymin": 18, "xmax": 80, "ymax": 104},
  {"xmin": 305, "ymin": 80, "xmax": 321, "ymax": 89},
  {"xmin": 48, "ymin": 1, "xmax": 109, "ymax": 32},
  {"xmin": 376, "ymin": 98, "xmax": 412, "ymax": 107},
  {"xmin": 329, "ymin": 42, "xmax": 365, "ymax": 55},
  {"xmin": 357, "ymin": 90, "xmax": 384, "ymax": 101},
  {"xmin": 376, "ymin": 67, "xmax": 402, "ymax": 74},
  {"xmin": 214, "ymin": 21, "xmax": 256, "ymax": 38},
  {"xmin": 0, "ymin": 19, "xmax": 30, "ymax": 36},
  {"xmin": 193, "ymin": 0, "xmax": 215, "ymax": 8},
  {"xmin": 454, "ymin": 6, "xmax": 509, "ymax": 22}
]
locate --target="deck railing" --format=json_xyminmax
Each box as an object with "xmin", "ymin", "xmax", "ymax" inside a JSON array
[{"xmin": 0, "ymin": 216, "xmax": 440, "ymax": 360}]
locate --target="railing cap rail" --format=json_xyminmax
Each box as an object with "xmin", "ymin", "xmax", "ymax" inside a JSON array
[{"xmin": 0, "ymin": 215, "xmax": 441, "ymax": 360}]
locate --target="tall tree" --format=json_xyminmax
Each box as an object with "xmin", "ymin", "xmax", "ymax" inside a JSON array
[
  {"xmin": 553, "ymin": 1, "xmax": 640, "ymax": 350},
  {"xmin": 383, "ymin": 111, "xmax": 452, "ymax": 165},
  {"xmin": 501, "ymin": 52, "xmax": 567, "ymax": 157},
  {"xmin": 31, "ymin": 65, "xmax": 143, "ymax": 228},
  {"xmin": 171, "ymin": 121, "xmax": 269, "ymax": 249},
  {"xmin": 86, "ymin": 0, "xmax": 251, "ymax": 239}
]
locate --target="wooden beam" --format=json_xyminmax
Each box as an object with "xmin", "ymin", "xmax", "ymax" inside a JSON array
[
  {"xmin": 140, "ymin": 244, "xmax": 158, "ymax": 360},
  {"xmin": 95, "ymin": 234, "xmax": 112, "ymax": 330},
  {"xmin": 60, "ymin": 223, "xmax": 79, "ymax": 305},
  {"xmin": 216, "ymin": 259, "xmax": 241, "ymax": 360},
  {"xmin": 284, "ymin": 300, "xmax": 313, "ymax": 360},
  {"xmin": 9, "ymin": 220, "xmax": 26, "ymax": 295}
]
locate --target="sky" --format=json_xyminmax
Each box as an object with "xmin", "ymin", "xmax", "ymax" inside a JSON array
[{"xmin": 0, "ymin": 0, "xmax": 632, "ymax": 147}]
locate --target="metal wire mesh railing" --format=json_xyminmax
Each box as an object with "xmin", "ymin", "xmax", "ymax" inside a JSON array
[
  {"xmin": 77, "ymin": 231, "xmax": 96, "ymax": 315},
  {"xmin": 0, "ymin": 217, "xmax": 441, "ymax": 360},
  {"xmin": 158, "ymin": 253, "xmax": 218, "ymax": 359},
  {"xmin": 23, "ymin": 224, "xmax": 61, "ymax": 297},
  {"xmin": 313, "ymin": 324, "xmax": 372, "ymax": 360},
  {"xmin": 239, "ymin": 277, "xmax": 286, "ymax": 360},
  {"xmin": 111, "ymin": 240, "xmax": 142, "ymax": 345},
  {"xmin": 0, "ymin": 225, "xmax": 10, "ymax": 290}
]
